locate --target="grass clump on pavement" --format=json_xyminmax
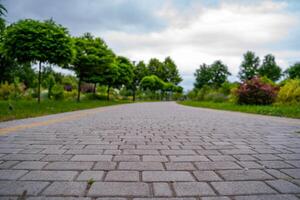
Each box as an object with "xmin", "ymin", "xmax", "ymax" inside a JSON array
[
  {"xmin": 178, "ymin": 101, "xmax": 300, "ymax": 119},
  {"xmin": 0, "ymin": 100, "xmax": 130, "ymax": 122}
]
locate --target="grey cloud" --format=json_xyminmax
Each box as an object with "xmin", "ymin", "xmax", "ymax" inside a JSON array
[{"xmin": 3, "ymin": 0, "xmax": 167, "ymax": 35}]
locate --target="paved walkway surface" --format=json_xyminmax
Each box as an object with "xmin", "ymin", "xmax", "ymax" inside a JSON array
[{"xmin": 0, "ymin": 102, "xmax": 300, "ymax": 200}]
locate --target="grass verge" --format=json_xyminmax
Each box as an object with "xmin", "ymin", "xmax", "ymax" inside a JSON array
[
  {"xmin": 178, "ymin": 101, "xmax": 300, "ymax": 119},
  {"xmin": 0, "ymin": 100, "xmax": 131, "ymax": 122}
]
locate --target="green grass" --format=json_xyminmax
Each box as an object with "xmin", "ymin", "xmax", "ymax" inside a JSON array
[
  {"xmin": 0, "ymin": 100, "xmax": 131, "ymax": 122},
  {"xmin": 178, "ymin": 101, "xmax": 300, "ymax": 119}
]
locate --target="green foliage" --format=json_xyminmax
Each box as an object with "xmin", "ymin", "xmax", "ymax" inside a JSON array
[
  {"xmin": 51, "ymin": 84, "xmax": 64, "ymax": 100},
  {"xmin": 163, "ymin": 57, "xmax": 182, "ymax": 84},
  {"xmin": 64, "ymin": 90, "xmax": 77, "ymax": 100},
  {"xmin": 238, "ymin": 51, "xmax": 260, "ymax": 81},
  {"xmin": 258, "ymin": 54, "xmax": 281, "ymax": 81},
  {"xmin": 140, "ymin": 75, "xmax": 164, "ymax": 92},
  {"xmin": 194, "ymin": 61, "xmax": 230, "ymax": 89},
  {"xmin": 46, "ymin": 74, "xmax": 56, "ymax": 99},
  {"xmin": 286, "ymin": 62, "xmax": 300, "ymax": 79},
  {"xmin": 115, "ymin": 56, "xmax": 134, "ymax": 88},
  {"xmin": 277, "ymin": 79, "xmax": 300, "ymax": 105}
]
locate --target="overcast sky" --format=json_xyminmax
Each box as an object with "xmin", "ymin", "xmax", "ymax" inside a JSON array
[{"xmin": 3, "ymin": 0, "xmax": 300, "ymax": 90}]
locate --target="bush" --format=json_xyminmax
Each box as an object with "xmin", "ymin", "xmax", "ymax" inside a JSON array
[
  {"xmin": 277, "ymin": 79, "xmax": 300, "ymax": 104},
  {"xmin": 83, "ymin": 93, "xmax": 107, "ymax": 100},
  {"xmin": 196, "ymin": 85, "xmax": 211, "ymax": 101},
  {"xmin": 64, "ymin": 90, "xmax": 77, "ymax": 100},
  {"xmin": 204, "ymin": 92, "xmax": 228, "ymax": 102},
  {"xmin": 0, "ymin": 82, "xmax": 14, "ymax": 100},
  {"xmin": 51, "ymin": 84, "xmax": 64, "ymax": 100},
  {"xmin": 236, "ymin": 76, "xmax": 278, "ymax": 105}
]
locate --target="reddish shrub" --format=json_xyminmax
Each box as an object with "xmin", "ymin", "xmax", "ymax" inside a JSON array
[{"xmin": 236, "ymin": 76, "xmax": 278, "ymax": 105}]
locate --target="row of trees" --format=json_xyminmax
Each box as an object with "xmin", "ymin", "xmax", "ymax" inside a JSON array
[
  {"xmin": 194, "ymin": 51, "xmax": 300, "ymax": 90},
  {"xmin": 0, "ymin": 4, "xmax": 182, "ymax": 102}
]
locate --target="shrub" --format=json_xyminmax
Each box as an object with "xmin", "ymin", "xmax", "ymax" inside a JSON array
[
  {"xmin": 51, "ymin": 84, "xmax": 64, "ymax": 100},
  {"xmin": 64, "ymin": 90, "xmax": 77, "ymax": 100},
  {"xmin": 196, "ymin": 85, "xmax": 211, "ymax": 101},
  {"xmin": 235, "ymin": 76, "xmax": 278, "ymax": 105},
  {"xmin": 277, "ymin": 79, "xmax": 300, "ymax": 104},
  {"xmin": 204, "ymin": 92, "xmax": 228, "ymax": 102},
  {"xmin": 84, "ymin": 93, "xmax": 107, "ymax": 101},
  {"xmin": 0, "ymin": 82, "xmax": 14, "ymax": 100}
]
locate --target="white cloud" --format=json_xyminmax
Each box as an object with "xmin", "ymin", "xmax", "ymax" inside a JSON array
[{"xmin": 100, "ymin": 0, "xmax": 299, "ymax": 89}]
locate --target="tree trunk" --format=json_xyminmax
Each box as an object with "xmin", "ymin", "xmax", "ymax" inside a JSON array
[
  {"xmin": 107, "ymin": 85, "xmax": 110, "ymax": 101},
  {"xmin": 132, "ymin": 88, "xmax": 136, "ymax": 102},
  {"xmin": 93, "ymin": 83, "xmax": 96, "ymax": 94},
  {"xmin": 37, "ymin": 62, "xmax": 42, "ymax": 103},
  {"xmin": 77, "ymin": 77, "xmax": 81, "ymax": 102}
]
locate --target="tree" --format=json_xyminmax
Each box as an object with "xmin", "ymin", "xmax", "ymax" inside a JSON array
[
  {"xmin": 210, "ymin": 60, "xmax": 231, "ymax": 87},
  {"xmin": 113, "ymin": 56, "xmax": 134, "ymax": 98},
  {"xmin": 238, "ymin": 51, "xmax": 260, "ymax": 81},
  {"xmin": 0, "ymin": 3, "xmax": 7, "ymax": 33},
  {"xmin": 163, "ymin": 57, "xmax": 182, "ymax": 85},
  {"xmin": 140, "ymin": 75, "xmax": 164, "ymax": 93},
  {"xmin": 286, "ymin": 62, "xmax": 300, "ymax": 79},
  {"xmin": 258, "ymin": 54, "xmax": 281, "ymax": 81},
  {"xmin": 3, "ymin": 19, "xmax": 74, "ymax": 103},
  {"xmin": 148, "ymin": 58, "xmax": 167, "ymax": 81},
  {"xmin": 72, "ymin": 33, "xmax": 115, "ymax": 101},
  {"xmin": 129, "ymin": 61, "xmax": 148, "ymax": 101},
  {"xmin": 194, "ymin": 63, "xmax": 212, "ymax": 89}
]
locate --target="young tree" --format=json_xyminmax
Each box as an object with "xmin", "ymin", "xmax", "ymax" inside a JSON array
[
  {"xmin": 163, "ymin": 57, "xmax": 182, "ymax": 85},
  {"xmin": 238, "ymin": 51, "xmax": 260, "ymax": 81},
  {"xmin": 210, "ymin": 60, "xmax": 231, "ymax": 88},
  {"xmin": 72, "ymin": 33, "xmax": 115, "ymax": 101},
  {"xmin": 3, "ymin": 19, "xmax": 74, "ymax": 103},
  {"xmin": 0, "ymin": 3, "xmax": 7, "ymax": 33},
  {"xmin": 258, "ymin": 54, "xmax": 281, "ymax": 81},
  {"xmin": 140, "ymin": 75, "xmax": 164, "ymax": 94},
  {"xmin": 286, "ymin": 62, "xmax": 300, "ymax": 79},
  {"xmin": 113, "ymin": 56, "xmax": 134, "ymax": 97},
  {"xmin": 194, "ymin": 63, "xmax": 212, "ymax": 89},
  {"xmin": 129, "ymin": 61, "xmax": 148, "ymax": 101}
]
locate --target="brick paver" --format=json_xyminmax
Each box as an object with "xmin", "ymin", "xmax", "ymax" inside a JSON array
[{"xmin": 0, "ymin": 102, "xmax": 300, "ymax": 199}]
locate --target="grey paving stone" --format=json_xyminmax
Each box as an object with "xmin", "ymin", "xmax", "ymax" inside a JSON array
[
  {"xmin": 161, "ymin": 150, "xmax": 196, "ymax": 155},
  {"xmin": 13, "ymin": 161, "xmax": 48, "ymax": 170},
  {"xmin": 143, "ymin": 156, "xmax": 168, "ymax": 162},
  {"xmin": 123, "ymin": 149, "xmax": 159, "ymax": 155},
  {"xmin": 173, "ymin": 182, "xmax": 215, "ymax": 196},
  {"xmin": 153, "ymin": 182, "xmax": 172, "ymax": 196},
  {"xmin": 165, "ymin": 162, "xmax": 195, "ymax": 170},
  {"xmin": 0, "ymin": 181, "xmax": 49, "ymax": 195},
  {"xmin": 71, "ymin": 155, "xmax": 112, "ymax": 161},
  {"xmin": 93, "ymin": 161, "xmax": 117, "ymax": 170},
  {"xmin": 2, "ymin": 154, "xmax": 45, "ymax": 161},
  {"xmin": 281, "ymin": 169, "xmax": 300, "ymax": 178},
  {"xmin": 217, "ymin": 169, "xmax": 273, "ymax": 180},
  {"xmin": 193, "ymin": 171, "xmax": 222, "ymax": 181},
  {"xmin": 201, "ymin": 197, "xmax": 230, "ymax": 200},
  {"xmin": 0, "ymin": 161, "xmax": 20, "ymax": 169},
  {"xmin": 237, "ymin": 161, "xmax": 264, "ymax": 169},
  {"xmin": 41, "ymin": 154, "xmax": 73, "ymax": 161},
  {"xmin": 134, "ymin": 199, "xmax": 196, "ymax": 200},
  {"xmin": 234, "ymin": 194, "xmax": 299, "ymax": 200},
  {"xmin": 42, "ymin": 182, "xmax": 87, "ymax": 196},
  {"xmin": 259, "ymin": 161, "xmax": 294, "ymax": 169},
  {"xmin": 119, "ymin": 162, "xmax": 164, "ymax": 170},
  {"xmin": 169, "ymin": 155, "xmax": 209, "ymax": 162},
  {"xmin": 88, "ymin": 182, "xmax": 150, "ymax": 196},
  {"xmin": 266, "ymin": 179, "xmax": 300, "ymax": 193},
  {"xmin": 113, "ymin": 155, "xmax": 140, "ymax": 161},
  {"xmin": 143, "ymin": 171, "xmax": 194, "ymax": 181},
  {"xmin": 195, "ymin": 161, "xmax": 242, "ymax": 170},
  {"xmin": 45, "ymin": 161, "xmax": 93, "ymax": 170},
  {"xmin": 208, "ymin": 155, "xmax": 237, "ymax": 161},
  {"xmin": 105, "ymin": 171, "xmax": 139, "ymax": 181},
  {"xmin": 77, "ymin": 171, "xmax": 105, "ymax": 181},
  {"xmin": 211, "ymin": 181, "xmax": 276, "ymax": 195},
  {"xmin": 0, "ymin": 169, "xmax": 28, "ymax": 180},
  {"xmin": 21, "ymin": 170, "xmax": 78, "ymax": 181},
  {"xmin": 28, "ymin": 198, "xmax": 91, "ymax": 200}
]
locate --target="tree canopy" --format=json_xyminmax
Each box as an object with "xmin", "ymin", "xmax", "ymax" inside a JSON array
[
  {"xmin": 238, "ymin": 51, "xmax": 260, "ymax": 81},
  {"xmin": 286, "ymin": 62, "xmax": 300, "ymax": 79},
  {"xmin": 258, "ymin": 54, "xmax": 281, "ymax": 81}
]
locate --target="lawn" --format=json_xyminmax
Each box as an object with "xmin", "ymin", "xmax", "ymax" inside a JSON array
[
  {"xmin": 178, "ymin": 101, "xmax": 300, "ymax": 119},
  {"xmin": 0, "ymin": 100, "xmax": 130, "ymax": 122}
]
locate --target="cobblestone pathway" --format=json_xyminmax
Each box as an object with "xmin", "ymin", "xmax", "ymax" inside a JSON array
[{"xmin": 0, "ymin": 102, "xmax": 300, "ymax": 200}]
